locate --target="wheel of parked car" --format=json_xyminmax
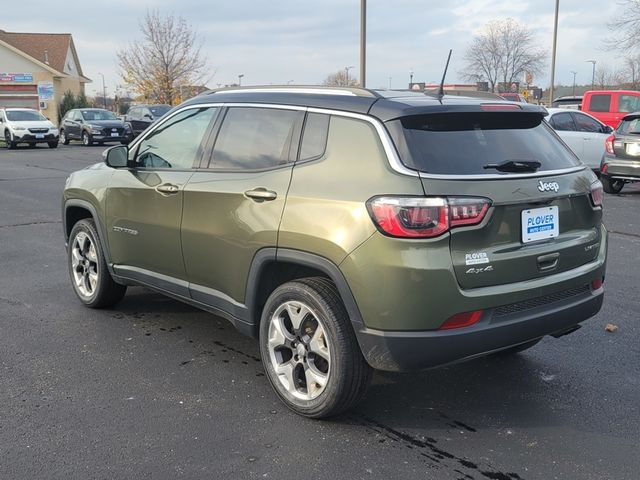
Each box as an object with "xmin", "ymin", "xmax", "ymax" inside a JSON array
[
  {"xmin": 601, "ymin": 177, "xmax": 625, "ymax": 194},
  {"xmin": 59, "ymin": 129, "xmax": 70, "ymax": 145},
  {"xmin": 4, "ymin": 130, "xmax": 16, "ymax": 149},
  {"xmin": 259, "ymin": 277, "xmax": 372, "ymax": 418},
  {"xmin": 68, "ymin": 218, "xmax": 126, "ymax": 308},
  {"xmin": 82, "ymin": 131, "xmax": 93, "ymax": 146},
  {"xmin": 48, "ymin": 141, "xmax": 59, "ymax": 149}
]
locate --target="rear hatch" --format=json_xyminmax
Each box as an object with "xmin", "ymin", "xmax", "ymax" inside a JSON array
[
  {"xmin": 386, "ymin": 107, "xmax": 603, "ymax": 289},
  {"xmin": 612, "ymin": 114, "xmax": 640, "ymax": 160}
]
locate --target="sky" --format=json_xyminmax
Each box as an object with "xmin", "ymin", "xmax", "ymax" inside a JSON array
[{"xmin": 0, "ymin": 0, "xmax": 626, "ymax": 96}]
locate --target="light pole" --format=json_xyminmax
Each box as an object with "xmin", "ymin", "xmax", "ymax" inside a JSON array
[
  {"xmin": 345, "ymin": 66, "xmax": 354, "ymax": 86},
  {"xmin": 238, "ymin": 74, "xmax": 244, "ymax": 86},
  {"xmin": 98, "ymin": 72, "xmax": 107, "ymax": 109},
  {"xmin": 388, "ymin": 76, "xmax": 392, "ymax": 90},
  {"xmin": 286, "ymin": 80, "xmax": 294, "ymax": 85},
  {"xmin": 571, "ymin": 71, "xmax": 577, "ymax": 97},
  {"xmin": 587, "ymin": 60, "xmax": 596, "ymax": 90},
  {"xmin": 409, "ymin": 68, "xmax": 414, "ymax": 88},
  {"xmin": 549, "ymin": 0, "xmax": 560, "ymax": 106},
  {"xmin": 360, "ymin": 0, "xmax": 366, "ymax": 87}
]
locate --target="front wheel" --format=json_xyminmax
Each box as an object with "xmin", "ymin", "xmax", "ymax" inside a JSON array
[
  {"xmin": 60, "ymin": 129, "xmax": 70, "ymax": 145},
  {"xmin": 68, "ymin": 218, "xmax": 126, "ymax": 308},
  {"xmin": 82, "ymin": 131, "xmax": 93, "ymax": 146},
  {"xmin": 4, "ymin": 130, "xmax": 16, "ymax": 149},
  {"xmin": 259, "ymin": 277, "xmax": 372, "ymax": 418},
  {"xmin": 48, "ymin": 141, "xmax": 58, "ymax": 148},
  {"xmin": 601, "ymin": 176, "xmax": 624, "ymax": 194}
]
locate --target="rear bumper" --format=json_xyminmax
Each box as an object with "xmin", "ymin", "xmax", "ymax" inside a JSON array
[
  {"xmin": 356, "ymin": 286, "xmax": 603, "ymax": 371},
  {"xmin": 601, "ymin": 155, "xmax": 640, "ymax": 180}
]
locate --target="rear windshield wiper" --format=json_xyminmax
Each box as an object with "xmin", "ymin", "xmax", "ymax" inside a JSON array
[{"xmin": 483, "ymin": 160, "xmax": 541, "ymax": 172}]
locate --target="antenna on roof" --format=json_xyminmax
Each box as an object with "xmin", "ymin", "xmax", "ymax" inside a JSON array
[{"xmin": 437, "ymin": 49, "xmax": 452, "ymax": 98}]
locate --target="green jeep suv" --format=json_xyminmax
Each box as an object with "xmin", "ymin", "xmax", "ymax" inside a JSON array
[{"xmin": 62, "ymin": 87, "xmax": 607, "ymax": 418}]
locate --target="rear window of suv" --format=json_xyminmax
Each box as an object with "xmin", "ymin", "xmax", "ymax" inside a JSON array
[{"xmin": 387, "ymin": 112, "xmax": 581, "ymax": 175}]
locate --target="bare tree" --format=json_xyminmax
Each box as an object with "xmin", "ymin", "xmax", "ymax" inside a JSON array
[
  {"xmin": 592, "ymin": 64, "xmax": 623, "ymax": 89},
  {"xmin": 117, "ymin": 10, "xmax": 210, "ymax": 105},
  {"xmin": 622, "ymin": 55, "xmax": 640, "ymax": 89},
  {"xmin": 606, "ymin": 0, "xmax": 640, "ymax": 51},
  {"xmin": 461, "ymin": 18, "xmax": 546, "ymax": 93},
  {"xmin": 322, "ymin": 70, "xmax": 359, "ymax": 87}
]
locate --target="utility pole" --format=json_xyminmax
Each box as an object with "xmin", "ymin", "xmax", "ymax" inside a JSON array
[
  {"xmin": 409, "ymin": 68, "xmax": 414, "ymax": 88},
  {"xmin": 360, "ymin": 0, "xmax": 366, "ymax": 87},
  {"xmin": 238, "ymin": 74, "xmax": 244, "ymax": 86},
  {"xmin": 587, "ymin": 60, "xmax": 596, "ymax": 90},
  {"xmin": 571, "ymin": 71, "xmax": 577, "ymax": 97},
  {"xmin": 345, "ymin": 66, "xmax": 354, "ymax": 86},
  {"xmin": 98, "ymin": 72, "xmax": 107, "ymax": 110},
  {"xmin": 549, "ymin": 0, "xmax": 560, "ymax": 106}
]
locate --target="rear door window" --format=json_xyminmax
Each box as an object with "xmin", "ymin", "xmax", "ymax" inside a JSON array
[
  {"xmin": 210, "ymin": 107, "xmax": 303, "ymax": 170},
  {"xmin": 549, "ymin": 112, "xmax": 576, "ymax": 131},
  {"xmin": 588, "ymin": 94, "xmax": 611, "ymax": 113},
  {"xmin": 387, "ymin": 112, "xmax": 581, "ymax": 175},
  {"xmin": 299, "ymin": 113, "xmax": 330, "ymax": 161},
  {"xmin": 618, "ymin": 94, "xmax": 640, "ymax": 113}
]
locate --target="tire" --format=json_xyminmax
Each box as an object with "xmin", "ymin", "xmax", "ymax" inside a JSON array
[
  {"xmin": 601, "ymin": 176, "xmax": 624, "ymax": 194},
  {"xmin": 493, "ymin": 338, "xmax": 541, "ymax": 356},
  {"xmin": 82, "ymin": 131, "xmax": 93, "ymax": 146},
  {"xmin": 259, "ymin": 277, "xmax": 372, "ymax": 418},
  {"xmin": 4, "ymin": 130, "xmax": 16, "ymax": 149},
  {"xmin": 48, "ymin": 141, "xmax": 59, "ymax": 149},
  {"xmin": 60, "ymin": 129, "xmax": 70, "ymax": 145},
  {"xmin": 68, "ymin": 218, "xmax": 126, "ymax": 308}
]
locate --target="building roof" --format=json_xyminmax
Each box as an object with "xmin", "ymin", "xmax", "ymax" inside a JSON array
[{"xmin": 0, "ymin": 29, "xmax": 86, "ymax": 79}]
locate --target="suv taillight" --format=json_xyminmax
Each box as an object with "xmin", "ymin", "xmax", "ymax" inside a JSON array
[
  {"xmin": 367, "ymin": 196, "xmax": 491, "ymax": 238},
  {"xmin": 590, "ymin": 181, "xmax": 603, "ymax": 207},
  {"xmin": 605, "ymin": 134, "xmax": 615, "ymax": 155}
]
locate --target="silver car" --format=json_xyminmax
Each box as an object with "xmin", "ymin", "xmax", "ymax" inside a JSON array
[{"xmin": 546, "ymin": 108, "xmax": 613, "ymax": 170}]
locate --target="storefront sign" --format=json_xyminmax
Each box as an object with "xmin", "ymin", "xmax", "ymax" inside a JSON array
[
  {"xmin": 0, "ymin": 73, "xmax": 34, "ymax": 83},
  {"xmin": 37, "ymin": 81, "xmax": 54, "ymax": 100}
]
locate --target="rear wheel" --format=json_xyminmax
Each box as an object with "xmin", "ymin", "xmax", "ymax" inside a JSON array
[
  {"xmin": 601, "ymin": 176, "xmax": 624, "ymax": 194},
  {"xmin": 82, "ymin": 131, "xmax": 93, "ymax": 146},
  {"xmin": 68, "ymin": 218, "xmax": 126, "ymax": 308},
  {"xmin": 259, "ymin": 277, "xmax": 372, "ymax": 418}
]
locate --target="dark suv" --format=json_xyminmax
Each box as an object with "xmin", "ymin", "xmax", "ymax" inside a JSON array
[
  {"xmin": 62, "ymin": 86, "xmax": 607, "ymax": 418},
  {"xmin": 60, "ymin": 108, "xmax": 130, "ymax": 146},
  {"xmin": 122, "ymin": 104, "xmax": 171, "ymax": 140}
]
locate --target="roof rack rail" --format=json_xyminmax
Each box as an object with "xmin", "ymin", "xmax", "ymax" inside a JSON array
[{"xmin": 201, "ymin": 85, "xmax": 381, "ymax": 98}]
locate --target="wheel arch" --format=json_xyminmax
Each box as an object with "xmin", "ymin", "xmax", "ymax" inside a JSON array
[
  {"xmin": 63, "ymin": 199, "xmax": 113, "ymax": 267},
  {"xmin": 245, "ymin": 248, "xmax": 365, "ymax": 338}
]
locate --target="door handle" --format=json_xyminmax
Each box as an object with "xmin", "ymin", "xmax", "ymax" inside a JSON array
[
  {"xmin": 155, "ymin": 183, "xmax": 180, "ymax": 195},
  {"xmin": 537, "ymin": 252, "xmax": 560, "ymax": 272},
  {"xmin": 244, "ymin": 188, "xmax": 277, "ymax": 202}
]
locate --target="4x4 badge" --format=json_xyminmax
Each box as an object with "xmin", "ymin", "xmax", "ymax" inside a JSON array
[{"xmin": 538, "ymin": 180, "xmax": 559, "ymax": 192}]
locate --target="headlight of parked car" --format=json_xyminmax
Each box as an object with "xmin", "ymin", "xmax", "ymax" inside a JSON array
[{"xmin": 13, "ymin": 126, "xmax": 26, "ymax": 131}]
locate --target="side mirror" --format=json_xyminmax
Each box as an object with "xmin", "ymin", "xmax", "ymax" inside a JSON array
[
  {"xmin": 103, "ymin": 145, "xmax": 128, "ymax": 168},
  {"xmin": 604, "ymin": 125, "xmax": 614, "ymax": 134},
  {"xmin": 143, "ymin": 114, "xmax": 153, "ymax": 120}
]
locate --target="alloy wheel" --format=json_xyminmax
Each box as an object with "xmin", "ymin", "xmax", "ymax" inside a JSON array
[
  {"xmin": 267, "ymin": 301, "xmax": 331, "ymax": 401},
  {"xmin": 70, "ymin": 231, "xmax": 99, "ymax": 299}
]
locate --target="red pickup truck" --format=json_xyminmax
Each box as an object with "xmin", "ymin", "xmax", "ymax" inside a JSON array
[{"xmin": 581, "ymin": 90, "xmax": 640, "ymax": 128}]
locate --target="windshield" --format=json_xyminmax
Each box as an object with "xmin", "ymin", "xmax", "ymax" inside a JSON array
[
  {"xmin": 387, "ymin": 112, "xmax": 581, "ymax": 175},
  {"xmin": 81, "ymin": 110, "xmax": 117, "ymax": 121},
  {"xmin": 6, "ymin": 110, "xmax": 47, "ymax": 122},
  {"xmin": 150, "ymin": 106, "xmax": 171, "ymax": 117}
]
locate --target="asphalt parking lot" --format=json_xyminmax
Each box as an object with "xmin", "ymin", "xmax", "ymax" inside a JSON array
[{"xmin": 1, "ymin": 143, "xmax": 638, "ymax": 480}]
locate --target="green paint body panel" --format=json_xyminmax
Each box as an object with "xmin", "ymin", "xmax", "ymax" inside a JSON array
[
  {"xmin": 181, "ymin": 168, "xmax": 293, "ymax": 303},
  {"xmin": 279, "ymin": 116, "xmax": 423, "ymax": 266},
  {"xmin": 106, "ymin": 169, "xmax": 194, "ymax": 280}
]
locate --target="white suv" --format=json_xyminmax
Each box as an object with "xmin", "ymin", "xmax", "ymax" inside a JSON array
[{"xmin": 0, "ymin": 108, "xmax": 59, "ymax": 149}]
